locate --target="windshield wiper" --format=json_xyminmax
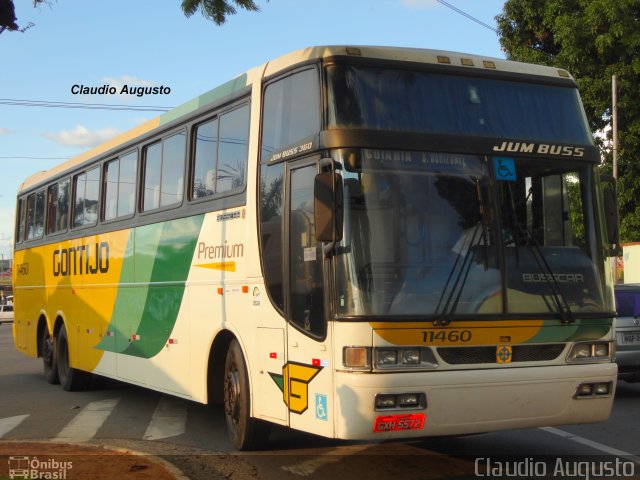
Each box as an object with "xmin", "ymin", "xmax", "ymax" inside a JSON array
[
  {"xmin": 526, "ymin": 237, "xmax": 575, "ymax": 324},
  {"xmin": 506, "ymin": 184, "xmax": 575, "ymax": 324},
  {"xmin": 435, "ymin": 178, "xmax": 491, "ymax": 326}
]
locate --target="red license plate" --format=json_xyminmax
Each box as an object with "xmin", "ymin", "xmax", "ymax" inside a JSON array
[{"xmin": 374, "ymin": 413, "xmax": 425, "ymax": 432}]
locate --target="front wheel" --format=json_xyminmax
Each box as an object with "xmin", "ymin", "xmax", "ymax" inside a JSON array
[
  {"xmin": 56, "ymin": 323, "xmax": 92, "ymax": 391},
  {"xmin": 223, "ymin": 339, "xmax": 270, "ymax": 450},
  {"xmin": 42, "ymin": 328, "xmax": 59, "ymax": 385}
]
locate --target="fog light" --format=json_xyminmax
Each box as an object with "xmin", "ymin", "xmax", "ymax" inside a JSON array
[
  {"xmin": 594, "ymin": 382, "xmax": 611, "ymax": 395},
  {"xmin": 398, "ymin": 393, "xmax": 422, "ymax": 408},
  {"xmin": 577, "ymin": 383, "xmax": 593, "ymax": 396},
  {"xmin": 376, "ymin": 395, "xmax": 397, "ymax": 409}
]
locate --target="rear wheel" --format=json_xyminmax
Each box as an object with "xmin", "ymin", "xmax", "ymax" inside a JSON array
[
  {"xmin": 223, "ymin": 339, "xmax": 270, "ymax": 450},
  {"xmin": 56, "ymin": 323, "xmax": 92, "ymax": 391},
  {"xmin": 42, "ymin": 328, "xmax": 59, "ymax": 385}
]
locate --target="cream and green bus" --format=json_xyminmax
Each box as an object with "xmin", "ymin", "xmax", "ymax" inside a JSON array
[{"xmin": 13, "ymin": 46, "xmax": 620, "ymax": 450}]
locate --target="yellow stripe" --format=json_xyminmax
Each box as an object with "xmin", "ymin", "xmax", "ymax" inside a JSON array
[{"xmin": 194, "ymin": 261, "xmax": 236, "ymax": 272}]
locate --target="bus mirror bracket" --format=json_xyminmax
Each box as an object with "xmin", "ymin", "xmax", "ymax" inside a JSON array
[
  {"xmin": 314, "ymin": 172, "xmax": 343, "ymax": 245},
  {"xmin": 601, "ymin": 174, "xmax": 620, "ymax": 256}
]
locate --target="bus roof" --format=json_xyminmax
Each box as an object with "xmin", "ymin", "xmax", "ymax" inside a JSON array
[{"xmin": 19, "ymin": 45, "xmax": 574, "ymax": 194}]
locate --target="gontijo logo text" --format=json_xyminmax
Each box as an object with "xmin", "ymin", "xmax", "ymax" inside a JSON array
[{"xmin": 53, "ymin": 242, "xmax": 109, "ymax": 277}]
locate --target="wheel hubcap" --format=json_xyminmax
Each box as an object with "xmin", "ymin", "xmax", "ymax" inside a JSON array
[
  {"xmin": 43, "ymin": 336, "xmax": 54, "ymax": 367},
  {"xmin": 224, "ymin": 368, "xmax": 240, "ymax": 421}
]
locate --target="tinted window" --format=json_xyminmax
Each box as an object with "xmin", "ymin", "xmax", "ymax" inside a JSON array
[
  {"xmin": 143, "ymin": 142, "xmax": 162, "ymax": 211},
  {"xmin": 143, "ymin": 133, "xmax": 185, "ymax": 211},
  {"xmin": 105, "ymin": 151, "xmax": 137, "ymax": 220},
  {"xmin": 262, "ymin": 69, "xmax": 320, "ymax": 160},
  {"xmin": 327, "ymin": 65, "xmax": 593, "ymax": 145},
  {"xmin": 192, "ymin": 118, "xmax": 218, "ymax": 199},
  {"xmin": 259, "ymin": 162, "xmax": 284, "ymax": 311},
  {"xmin": 118, "ymin": 151, "xmax": 137, "ymax": 217},
  {"xmin": 46, "ymin": 179, "xmax": 69, "ymax": 234},
  {"xmin": 160, "ymin": 132, "xmax": 185, "ymax": 207},
  {"xmin": 16, "ymin": 198, "xmax": 25, "ymax": 243},
  {"xmin": 26, "ymin": 190, "xmax": 45, "ymax": 240},
  {"xmin": 289, "ymin": 164, "xmax": 325, "ymax": 336},
  {"xmin": 73, "ymin": 167, "xmax": 99, "ymax": 227},
  {"xmin": 57, "ymin": 180, "xmax": 70, "ymax": 231},
  {"xmin": 217, "ymin": 105, "xmax": 249, "ymax": 193},
  {"xmin": 47, "ymin": 183, "xmax": 59, "ymax": 233},
  {"xmin": 104, "ymin": 159, "xmax": 119, "ymax": 220}
]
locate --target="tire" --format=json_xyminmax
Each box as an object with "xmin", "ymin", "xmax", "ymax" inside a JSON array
[
  {"xmin": 55, "ymin": 323, "xmax": 92, "ymax": 391},
  {"xmin": 42, "ymin": 328, "xmax": 59, "ymax": 385},
  {"xmin": 223, "ymin": 339, "xmax": 270, "ymax": 450}
]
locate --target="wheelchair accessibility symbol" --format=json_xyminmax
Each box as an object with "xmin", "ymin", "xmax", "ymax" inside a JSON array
[
  {"xmin": 493, "ymin": 157, "xmax": 516, "ymax": 182},
  {"xmin": 315, "ymin": 393, "xmax": 328, "ymax": 421}
]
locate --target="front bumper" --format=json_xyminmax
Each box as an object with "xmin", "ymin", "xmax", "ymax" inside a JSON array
[{"xmin": 334, "ymin": 363, "xmax": 616, "ymax": 440}]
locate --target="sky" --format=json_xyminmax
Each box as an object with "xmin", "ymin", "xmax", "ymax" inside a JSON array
[{"xmin": 0, "ymin": 0, "xmax": 507, "ymax": 261}]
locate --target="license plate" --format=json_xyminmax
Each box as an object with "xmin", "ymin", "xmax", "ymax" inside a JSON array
[
  {"xmin": 620, "ymin": 332, "xmax": 640, "ymax": 345},
  {"xmin": 374, "ymin": 413, "xmax": 425, "ymax": 432}
]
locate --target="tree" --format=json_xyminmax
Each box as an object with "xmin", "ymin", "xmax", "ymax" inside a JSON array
[
  {"xmin": 1, "ymin": 0, "xmax": 267, "ymax": 34},
  {"xmin": 496, "ymin": 0, "xmax": 640, "ymax": 243},
  {"xmin": 0, "ymin": 0, "xmax": 44, "ymax": 34},
  {"xmin": 181, "ymin": 0, "xmax": 267, "ymax": 25}
]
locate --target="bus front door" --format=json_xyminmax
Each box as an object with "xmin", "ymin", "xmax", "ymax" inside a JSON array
[{"xmin": 285, "ymin": 160, "xmax": 334, "ymax": 438}]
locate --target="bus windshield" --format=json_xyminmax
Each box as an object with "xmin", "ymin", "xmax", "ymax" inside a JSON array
[
  {"xmin": 333, "ymin": 149, "xmax": 609, "ymax": 318},
  {"xmin": 326, "ymin": 64, "xmax": 593, "ymax": 145}
]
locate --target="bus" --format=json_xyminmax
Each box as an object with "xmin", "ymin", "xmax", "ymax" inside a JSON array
[{"xmin": 13, "ymin": 46, "xmax": 620, "ymax": 450}]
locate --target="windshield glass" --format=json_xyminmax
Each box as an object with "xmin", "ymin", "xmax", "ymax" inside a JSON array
[
  {"xmin": 333, "ymin": 149, "xmax": 608, "ymax": 318},
  {"xmin": 327, "ymin": 64, "xmax": 593, "ymax": 145}
]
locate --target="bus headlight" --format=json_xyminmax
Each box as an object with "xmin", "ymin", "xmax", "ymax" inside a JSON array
[
  {"xmin": 374, "ymin": 347, "xmax": 438, "ymax": 370},
  {"xmin": 567, "ymin": 342, "xmax": 611, "ymax": 363},
  {"xmin": 342, "ymin": 347, "xmax": 438, "ymax": 371}
]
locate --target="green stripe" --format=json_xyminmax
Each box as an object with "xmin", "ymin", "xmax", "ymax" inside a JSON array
[
  {"xmin": 527, "ymin": 319, "xmax": 612, "ymax": 343},
  {"xmin": 98, "ymin": 215, "xmax": 204, "ymax": 357},
  {"xmin": 122, "ymin": 215, "xmax": 204, "ymax": 358},
  {"xmin": 159, "ymin": 74, "xmax": 248, "ymax": 126}
]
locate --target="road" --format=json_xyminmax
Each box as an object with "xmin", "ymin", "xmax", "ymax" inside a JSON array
[{"xmin": 0, "ymin": 323, "xmax": 639, "ymax": 479}]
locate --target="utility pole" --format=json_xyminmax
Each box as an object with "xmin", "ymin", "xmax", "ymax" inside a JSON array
[{"xmin": 612, "ymin": 74, "xmax": 619, "ymax": 180}]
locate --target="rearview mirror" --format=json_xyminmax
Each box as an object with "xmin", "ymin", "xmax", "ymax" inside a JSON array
[
  {"xmin": 314, "ymin": 172, "xmax": 343, "ymax": 243},
  {"xmin": 601, "ymin": 174, "xmax": 620, "ymax": 256}
]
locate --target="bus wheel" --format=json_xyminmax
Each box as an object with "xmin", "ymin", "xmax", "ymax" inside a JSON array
[
  {"xmin": 56, "ymin": 323, "xmax": 92, "ymax": 391},
  {"xmin": 223, "ymin": 339, "xmax": 270, "ymax": 450},
  {"xmin": 42, "ymin": 329, "xmax": 59, "ymax": 385}
]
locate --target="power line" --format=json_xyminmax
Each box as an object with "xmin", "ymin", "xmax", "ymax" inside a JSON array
[
  {"xmin": 435, "ymin": 0, "xmax": 498, "ymax": 33},
  {"xmin": 0, "ymin": 98, "xmax": 173, "ymax": 112}
]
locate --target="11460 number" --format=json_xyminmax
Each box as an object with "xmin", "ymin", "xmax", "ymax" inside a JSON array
[{"xmin": 422, "ymin": 330, "xmax": 472, "ymax": 343}]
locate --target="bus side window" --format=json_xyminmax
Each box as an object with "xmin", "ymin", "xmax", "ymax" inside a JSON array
[
  {"xmin": 217, "ymin": 104, "xmax": 249, "ymax": 193},
  {"xmin": 16, "ymin": 197, "xmax": 26, "ymax": 243},
  {"xmin": 143, "ymin": 132, "xmax": 185, "ymax": 211},
  {"xmin": 73, "ymin": 167, "xmax": 100, "ymax": 227},
  {"xmin": 261, "ymin": 68, "xmax": 320, "ymax": 161},
  {"xmin": 47, "ymin": 183, "xmax": 58, "ymax": 234},
  {"xmin": 26, "ymin": 190, "xmax": 45, "ymax": 240}
]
